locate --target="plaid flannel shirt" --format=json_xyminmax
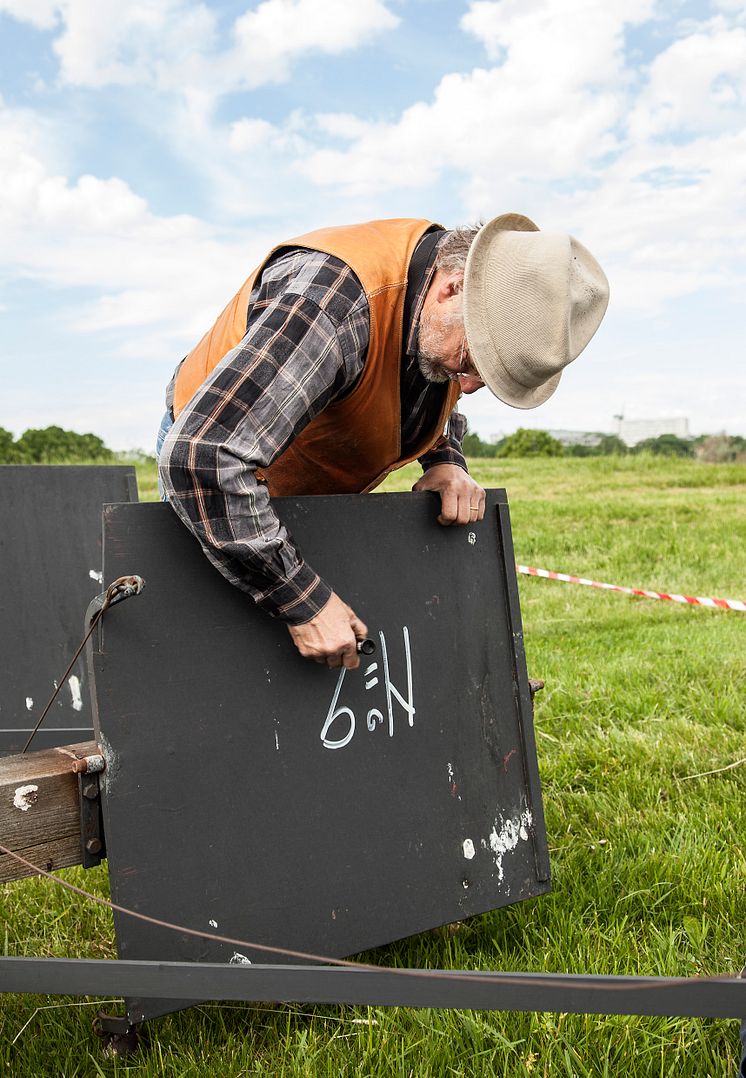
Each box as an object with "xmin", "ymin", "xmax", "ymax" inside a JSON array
[{"xmin": 159, "ymin": 241, "xmax": 467, "ymax": 624}]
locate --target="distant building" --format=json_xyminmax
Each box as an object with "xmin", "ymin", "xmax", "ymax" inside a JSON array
[{"xmin": 612, "ymin": 416, "xmax": 690, "ymax": 447}]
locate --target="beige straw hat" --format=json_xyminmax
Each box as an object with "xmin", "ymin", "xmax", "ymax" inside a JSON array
[{"xmin": 463, "ymin": 213, "xmax": 610, "ymax": 408}]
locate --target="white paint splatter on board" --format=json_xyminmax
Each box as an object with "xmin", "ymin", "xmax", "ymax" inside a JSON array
[
  {"xmin": 14, "ymin": 785, "xmax": 38, "ymax": 811},
  {"xmin": 25, "ymin": 698, "xmax": 33, "ymax": 711},
  {"xmin": 68, "ymin": 675, "xmax": 83, "ymax": 711},
  {"xmin": 488, "ymin": 809, "xmax": 533, "ymax": 881},
  {"xmin": 462, "ymin": 838, "xmax": 476, "ymax": 860}
]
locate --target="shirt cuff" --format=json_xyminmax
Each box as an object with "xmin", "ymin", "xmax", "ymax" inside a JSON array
[
  {"xmin": 254, "ymin": 559, "xmax": 334, "ymax": 625},
  {"xmin": 418, "ymin": 444, "xmax": 469, "ymax": 473}
]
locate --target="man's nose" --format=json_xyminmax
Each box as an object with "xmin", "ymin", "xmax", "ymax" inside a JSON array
[{"xmin": 458, "ymin": 375, "xmax": 484, "ymax": 394}]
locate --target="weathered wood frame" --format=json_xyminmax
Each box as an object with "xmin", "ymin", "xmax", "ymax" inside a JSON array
[{"xmin": 0, "ymin": 741, "xmax": 97, "ymax": 883}]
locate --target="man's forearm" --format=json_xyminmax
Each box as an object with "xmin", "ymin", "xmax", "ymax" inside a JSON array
[
  {"xmin": 158, "ymin": 252, "xmax": 368, "ymax": 623},
  {"xmin": 159, "ymin": 424, "xmax": 333, "ymax": 623}
]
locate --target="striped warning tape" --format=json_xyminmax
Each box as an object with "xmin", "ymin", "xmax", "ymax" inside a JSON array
[{"xmin": 515, "ymin": 565, "xmax": 746, "ymax": 612}]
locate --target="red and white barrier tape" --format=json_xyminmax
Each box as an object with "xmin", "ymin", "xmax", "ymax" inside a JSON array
[{"xmin": 515, "ymin": 565, "xmax": 746, "ymax": 613}]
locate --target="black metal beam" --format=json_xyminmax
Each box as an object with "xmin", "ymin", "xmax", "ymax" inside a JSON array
[{"xmin": 0, "ymin": 958, "xmax": 743, "ymax": 1019}]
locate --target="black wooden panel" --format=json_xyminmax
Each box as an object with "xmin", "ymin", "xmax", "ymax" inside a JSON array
[
  {"xmin": 93, "ymin": 491, "xmax": 550, "ymax": 1024},
  {"xmin": 0, "ymin": 465, "xmax": 138, "ymax": 753}
]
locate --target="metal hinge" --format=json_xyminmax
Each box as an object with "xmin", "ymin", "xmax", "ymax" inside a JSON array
[{"xmin": 77, "ymin": 768, "xmax": 106, "ymax": 869}]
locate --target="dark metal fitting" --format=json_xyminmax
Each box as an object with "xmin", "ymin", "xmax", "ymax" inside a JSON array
[
  {"xmin": 528, "ymin": 679, "xmax": 546, "ymax": 697},
  {"xmin": 78, "ymin": 770, "xmax": 106, "ymax": 868},
  {"xmin": 356, "ymin": 638, "xmax": 376, "ymax": 655},
  {"xmin": 94, "ymin": 1010, "xmax": 138, "ymax": 1038}
]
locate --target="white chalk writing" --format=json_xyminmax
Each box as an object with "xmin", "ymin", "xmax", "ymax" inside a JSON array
[{"xmin": 320, "ymin": 627, "xmax": 415, "ymax": 751}]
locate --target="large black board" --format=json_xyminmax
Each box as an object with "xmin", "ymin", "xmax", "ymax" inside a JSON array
[
  {"xmin": 93, "ymin": 490, "xmax": 550, "ymax": 1024},
  {"xmin": 0, "ymin": 466, "xmax": 138, "ymax": 754}
]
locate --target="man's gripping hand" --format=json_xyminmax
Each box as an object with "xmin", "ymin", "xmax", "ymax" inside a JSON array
[
  {"xmin": 412, "ymin": 463, "xmax": 486, "ymax": 526},
  {"xmin": 288, "ymin": 592, "xmax": 368, "ymax": 669}
]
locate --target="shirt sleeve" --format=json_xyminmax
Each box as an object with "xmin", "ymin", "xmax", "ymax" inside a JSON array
[
  {"xmin": 159, "ymin": 254, "xmax": 368, "ymax": 624},
  {"xmin": 418, "ymin": 408, "xmax": 469, "ymax": 473}
]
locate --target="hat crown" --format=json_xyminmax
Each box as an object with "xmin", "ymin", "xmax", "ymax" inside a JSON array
[{"xmin": 463, "ymin": 215, "xmax": 609, "ymax": 409}]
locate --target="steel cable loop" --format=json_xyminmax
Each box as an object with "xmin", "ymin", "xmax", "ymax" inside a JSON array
[{"xmin": 21, "ymin": 575, "xmax": 145, "ymax": 754}]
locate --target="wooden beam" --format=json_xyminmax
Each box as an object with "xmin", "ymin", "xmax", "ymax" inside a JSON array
[{"xmin": 0, "ymin": 741, "xmax": 99, "ymax": 882}]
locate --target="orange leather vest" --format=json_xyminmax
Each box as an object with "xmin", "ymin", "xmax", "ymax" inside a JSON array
[{"xmin": 173, "ymin": 219, "xmax": 461, "ymax": 496}]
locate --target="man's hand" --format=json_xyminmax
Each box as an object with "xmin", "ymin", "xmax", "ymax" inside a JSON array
[
  {"xmin": 412, "ymin": 463, "xmax": 486, "ymax": 526},
  {"xmin": 288, "ymin": 592, "xmax": 368, "ymax": 669}
]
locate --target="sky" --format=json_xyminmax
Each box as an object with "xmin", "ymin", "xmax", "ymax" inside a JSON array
[{"xmin": 1, "ymin": 0, "xmax": 745, "ymax": 451}]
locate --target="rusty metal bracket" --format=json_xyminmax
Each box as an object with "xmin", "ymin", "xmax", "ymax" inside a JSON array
[
  {"xmin": 77, "ymin": 769, "xmax": 106, "ymax": 869},
  {"xmin": 93, "ymin": 1009, "xmax": 137, "ymax": 1037},
  {"xmin": 92, "ymin": 1010, "xmax": 142, "ymax": 1058}
]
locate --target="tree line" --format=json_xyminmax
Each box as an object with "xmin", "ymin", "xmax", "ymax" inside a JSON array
[
  {"xmin": 1, "ymin": 424, "xmax": 744, "ymax": 464},
  {"xmin": 0, "ymin": 425, "xmax": 114, "ymax": 464},
  {"xmin": 464, "ymin": 428, "xmax": 746, "ymax": 461}
]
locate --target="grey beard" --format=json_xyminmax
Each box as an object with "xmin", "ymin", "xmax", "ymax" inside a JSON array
[
  {"xmin": 416, "ymin": 302, "xmax": 463, "ymax": 384},
  {"xmin": 416, "ymin": 351, "xmax": 450, "ymax": 383}
]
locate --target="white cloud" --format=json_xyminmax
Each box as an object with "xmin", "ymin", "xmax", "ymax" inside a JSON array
[
  {"xmin": 0, "ymin": 100, "xmax": 271, "ymax": 351},
  {"xmin": 0, "ymin": 0, "xmax": 401, "ymax": 224},
  {"xmin": 629, "ymin": 20, "xmax": 746, "ymax": 138},
  {"xmin": 300, "ymin": 1, "xmax": 653, "ymax": 197},
  {"xmin": 314, "ymin": 112, "xmax": 372, "ymax": 140},
  {"xmin": 0, "ymin": 0, "xmax": 59, "ymax": 29},
  {"xmin": 8, "ymin": 1, "xmax": 744, "ymax": 319},
  {"xmin": 53, "ymin": 1, "xmax": 217, "ymax": 90},
  {"xmin": 227, "ymin": 113, "xmax": 307, "ymax": 156},
  {"xmin": 461, "ymin": 0, "xmax": 654, "ymax": 76},
  {"xmin": 0, "ymin": 0, "xmax": 398, "ymax": 95},
  {"xmin": 544, "ymin": 115, "xmax": 746, "ymax": 311},
  {"xmin": 229, "ymin": 0, "xmax": 399, "ymax": 87},
  {"xmin": 5, "ymin": 1, "xmax": 746, "ymax": 317},
  {"xmin": 712, "ymin": 0, "xmax": 746, "ymax": 17},
  {"xmin": 289, "ymin": 2, "xmax": 746, "ymax": 316}
]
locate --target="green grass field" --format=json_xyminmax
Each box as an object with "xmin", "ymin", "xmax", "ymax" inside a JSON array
[{"xmin": 1, "ymin": 457, "xmax": 744, "ymax": 1076}]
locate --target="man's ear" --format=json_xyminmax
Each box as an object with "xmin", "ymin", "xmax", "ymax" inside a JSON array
[
  {"xmin": 435, "ymin": 271, "xmax": 465, "ymax": 303},
  {"xmin": 448, "ymin": 271, "xmax": 465, "ymax": 298}
]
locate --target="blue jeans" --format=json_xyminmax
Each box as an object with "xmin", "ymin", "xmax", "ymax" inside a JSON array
[{"xmin": 155, "ymin": 410, "xmax": 174, "ymax": 501}]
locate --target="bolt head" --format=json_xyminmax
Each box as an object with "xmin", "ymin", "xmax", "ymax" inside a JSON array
[{"xmin": 86, "ymin": 838, "xmax": 102, "ymax": 855}]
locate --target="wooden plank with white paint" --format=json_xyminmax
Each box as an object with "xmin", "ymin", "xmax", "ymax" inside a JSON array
[{"xmin": 0, "ymin": 740, "xmax": 97, "ymax": 882}]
